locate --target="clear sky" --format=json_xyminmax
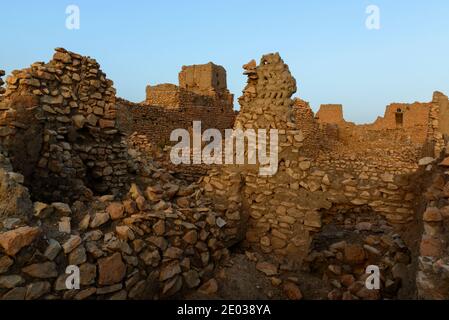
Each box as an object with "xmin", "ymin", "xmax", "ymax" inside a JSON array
[{"xmin": 1, "ymin": 0, "xmax": 448, "ymax": 123}]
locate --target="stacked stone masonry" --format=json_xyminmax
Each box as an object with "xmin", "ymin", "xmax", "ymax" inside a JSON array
[
  {"xmin": 0, "ymin": 49, "xmax": 237, "ymax": 300},
  {"xmin": 416, "ymin": 155, "xmax": 449, "ymax": 300},
  {"xmin": 2, "ymin": 49, "xmax": 449, "ymax": 299},
  {"xmin": 118, "ymin": 62, "xmax": 235, "ymax": 147},
  {"xmin": 0, "ymin": 49, "xmax": 131, "ymax": 202},
  {"xmin": 201, "ymin": 53, "xmax": 449, "ymax": 275},
  {"xmin": 117, "ymin": 62, "xmax": 236, "ymax": 179}
]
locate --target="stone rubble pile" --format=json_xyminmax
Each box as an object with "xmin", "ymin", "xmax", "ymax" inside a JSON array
[
  {"xmin": 126, "ymin": 132, "xmax": 208, "ymax": 183},
  {"xmin": 304, "ymin": 210, "xmax": 412, "ymax": 300},
  {"xmin": 0, "ymin": 161, "xmax": 231, "ymax": 300}
]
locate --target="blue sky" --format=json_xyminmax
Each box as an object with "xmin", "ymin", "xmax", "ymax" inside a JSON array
[{"xmin": 1, "ymin": 0, "xmax": 448, "ymax": 123}]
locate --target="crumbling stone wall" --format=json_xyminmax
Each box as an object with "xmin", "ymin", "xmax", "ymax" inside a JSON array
[
  {"xmin": 203, "ymin": 54, "xmax": 311, "ymax": 263},
  {"xmin": 0, "ymin": 166, "xmax": 232, "ymax": 300},
  {"xmin": 145, "ymin": 84, "xmax": 180, "ymax": 108},
  {"xmin": 0, "ymin": 49, "xmax": 130, "ymax": 202},
  {"xmin": 416, "ymin": 154, "xmax": 449, "ymax": 300},
  {"xmin": 436, "ymin": 92, "xmax": 449, "ymax": 137},
  {"xmin": 118, "ymin": 95, "xmax": 235, "ymax": 148},
  {"xmin": 428, "ymin": 92, "xmax": 447, "ymax": 157},
  {"xmin": 0, "ymin": 70, "xmax": 5, "ymax": 95},
  {"xmin": 202, "ymin": 53, "xmax": 449, "ymax": 269},
  {"xmin": 0, "ymin": 52, "xmax": 234, "ymax": 301},
  {"xmin": 294, "ymin": 99, "xmax": 340, "ymax": 158},
  {"xmin": 116, "ymin": 63, "xmax": 236, "ymax": 180},
  {"xmin": 118, "ymin": 63, "xmax": 235, "ymax": 148}
]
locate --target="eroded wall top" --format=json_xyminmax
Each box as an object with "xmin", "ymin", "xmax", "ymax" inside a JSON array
[{"xmin": 237, "ymin": 53, "xmax": 297, "ymax": 130}]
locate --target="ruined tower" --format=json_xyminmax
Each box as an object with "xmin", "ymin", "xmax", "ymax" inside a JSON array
[{"xmin": 179, "ymin": 62, "xmax": 228, "ymax": 95}]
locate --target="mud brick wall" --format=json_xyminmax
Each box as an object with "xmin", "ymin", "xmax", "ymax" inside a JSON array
[
  {"xmin": 117, "ymin": 95, "xmax": 236, "ymax": 180},
  {"xmin": 373, "ymin": 102, "xmax": 430, "ymax": 130},
  {"xmin": 317, "ymin": 94, "xmax": 448, "ymax": 153},
  {"xmin": 0, "ymin": 49, "xmax": 130, "ymax": 202}
]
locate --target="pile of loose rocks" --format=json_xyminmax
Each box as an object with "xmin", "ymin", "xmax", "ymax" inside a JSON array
[{"xmin": 303, "ymin": 209, "xmax": 413, "ymax": 300}]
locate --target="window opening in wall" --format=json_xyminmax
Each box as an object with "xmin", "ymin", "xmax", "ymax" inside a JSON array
[{"xmin": 395, "ymin": 108, "xmax": 404, "ymax": 127}]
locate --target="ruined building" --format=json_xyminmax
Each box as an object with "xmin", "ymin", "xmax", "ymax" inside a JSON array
[
  {"xmin": 1, "ymin": 49, "xmax": 449, "ymax": 300},
  {"xmin": 117, "ymin": 62, "xmax": 236, "ymax": 147},
  {"xmin": 0, "ymin": 50, "xmax": 234, "ymax": 300},
  {"xmin": 201, "ymin": 53, "xmax": 449, "ymax": 299},
  {"xmin": 0, "ymin": 48, "xmax": 130, "ymax": 203},
  {"xmin": 115, "ymin": 62, "xmax": 237, "ymax": 180}
]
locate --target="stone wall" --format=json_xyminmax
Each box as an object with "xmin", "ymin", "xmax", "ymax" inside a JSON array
[
  {"xmin": 117, "ymin": 95, "xmax": 236, "ymax": 148},
  {"xmin": 416, "ymin": 154, "xmax": 449, "ymax": 300},
  {"xmin": 0, "ymin": 49, "xmax": 130, "ymax": 202},
  {"xmin": 201, "ymin": 53, "xmax": 449, "ymax": 268},
  {"xmin": 0, "ymin": 51, "xmax": 235, "ymax": 301},
  {"xmin": 293, "ymin": 99, "xmax": 339, "ymax": 158},
  {"xmin": 0, "ymin": 159, "xmax": 232, "ymax": 300},
  {"xmin": 435, "ymin": 92, "xmax": 449, "ymax": 137},
  {"xmin": 117, "ymin": 63, "xmax": 236, "ymax": 180},
  {"xmin": 145, "ymin": 84, "xmax": 180, "ymax": 108}
]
